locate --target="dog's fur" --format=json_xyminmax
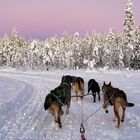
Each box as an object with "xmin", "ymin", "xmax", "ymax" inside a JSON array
[
  {"xmin": 88, "ymin": 79, "xmax": 100, "ymax": 102},
  {"xmin": 61, "ymin": 75, "xmax": 76, "ymax": 86},
  {"xmin": 44, "ymin": 82, "xmax": 71, "ymax": 128},
  {"xmin": 73, "ymin": 77, "xmax": 84, "ymax": 101},
  {"xmin": 62, "ymin": 75, "xmax": 84, "ymax": 101},
  {"xmin": 102, "ymin": 81, "xmax": 134, "ymax": 128}
]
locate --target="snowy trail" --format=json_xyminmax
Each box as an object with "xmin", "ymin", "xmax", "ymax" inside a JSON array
[
  {"xmin": 0, "ymin": 71, "xmax": 59, "ymax": 140},
  {"xmin": 0, "ymin": 69, "xmax": 140, "ymax": 140}
]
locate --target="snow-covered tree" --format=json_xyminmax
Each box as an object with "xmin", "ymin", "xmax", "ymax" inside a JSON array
[
  {"xmin": 9, "ymin": 28, "xmax": 20, "ymax": 67},
  {"xmin": 41, "ymin": 41, "xmax": 52, "ymax": 69},
  {"xmin": 71, "ymin": 32, "xmax": 83, "ymax": 69},
  {"xmin": 82, "ymin": 33, "xmax": 95, "ymax": 69},
  {"xmin": 123, "ymin": 0, "xmax": 135, "ymax": 68},
  {"xmin": 0, "ymin": 25, "xmax": 139, "ymax": 70},
  {"xmin": 123, "ymin": 0, "xmax": 134, "ymax": 44},
  {"xmin": 130, "ymin": 26, "xmax": 140, "ymax": 69},
  {"xmin": 60, "ymin": 32, "xmax": 73, "ymax": 69},
  {"xmin": 27, "ymin": 39, "xmax": 40, "ymax": 69},
  {"xmin": 0, "ymin": 34, "xmax": 11, "ymax": 66}
]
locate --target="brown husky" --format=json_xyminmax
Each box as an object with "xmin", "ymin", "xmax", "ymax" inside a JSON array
[
  {"xmin": 102, "ymin": 81, "xmax": 134, "ymax": 128},
  {"xmin": 73, "ymin": 77, "xmax": 84, "ymax": 101},
  {"xmin": 44, "ymin": 82, "xmax": 71, "ymax": 128}
]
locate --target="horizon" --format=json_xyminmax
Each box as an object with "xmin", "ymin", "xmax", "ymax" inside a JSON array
[{"xmin": 0, "ymin": 0, "xmax": 140, "ymax": 40}]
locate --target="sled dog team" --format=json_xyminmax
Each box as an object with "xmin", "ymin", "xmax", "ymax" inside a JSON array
[{"xmin": 44, "ymin": 75, "xmax": 134, "ymax": 128}]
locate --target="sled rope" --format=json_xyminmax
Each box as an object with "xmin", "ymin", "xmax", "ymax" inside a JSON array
[
  {"xmin": 79, "ymin": 90, "xmax": 116, "ymax": 140},
  {"xmin": 80, "ymin": 98, "xmax": 87, "ymax": 140},
  {"xmin": 71, "ymin": 93, "xmax": 92, "ymax": 98},
  {"xmin": 82, "ymin": 90, "xmax": 117, "ymax": 124}
]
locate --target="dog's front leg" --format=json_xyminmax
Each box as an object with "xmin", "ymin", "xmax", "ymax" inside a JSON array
[{"xmin": 103, "ymin": 102, "xmax": 109, "ymax": 113}]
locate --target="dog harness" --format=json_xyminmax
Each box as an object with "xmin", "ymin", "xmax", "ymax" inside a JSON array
[
  {"xmin": 105, "ymin": 90, "xmax": 119, "ymax": 105},
  {"xmin": 51, "ymin": 83, "xmax": 69, "ymax": 105}
]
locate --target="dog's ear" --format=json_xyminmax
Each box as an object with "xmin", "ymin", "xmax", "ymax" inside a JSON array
[
  {"xmin": 103, "ymin": 81, "xmax": 106, "ymax": 85},
  {"xmin": 50, "ymin": 90, "xmax": 54, "ymax": 93},
  {"xmin": 62, "ymin": 75, "xmax": 64, "ymax": 81},
  {"xmin": 108, "ymin": 82, "xmax": 111, "ymax": 86}
]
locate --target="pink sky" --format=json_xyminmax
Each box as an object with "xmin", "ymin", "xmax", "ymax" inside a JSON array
[{"xmin": 0, "ymin": 0, "xmax": 140, "ymax": 39}]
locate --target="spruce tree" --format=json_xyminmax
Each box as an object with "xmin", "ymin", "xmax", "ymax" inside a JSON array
[
  {"xmin": 131, "ymin": 26, "xmax": 140, "ymax": 69},
  {"xmin": 123, "ymin": 0, "xmax": 135, "ymax": 68}
]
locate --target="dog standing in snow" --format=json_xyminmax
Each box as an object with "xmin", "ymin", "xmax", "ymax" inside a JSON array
[
  {"xmin": 44, "ymin": 81, "xmax": 71, "ymax": 128},
  {"xmin": 102, "ymin": 81, "xmax": 134, "ymax": 128},
  {"xmin": 88, "ymin": 79, "xmax": 100, "ymax": 102}
]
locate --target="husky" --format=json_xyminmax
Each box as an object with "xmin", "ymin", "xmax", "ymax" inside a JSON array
[
  {"xmin": 62, "ymin": 75, "xmax": 84, "ymax": 101},
  {"xmin": 61, "ymin": 75, "xmax": 76, "ymax": 86},
  {"xmin": 102, "ymin": 81, "xmax": 134, "ymax": 128},
  {"xmin": 73, "ymin": 77, "xmax": 84, "ymax": 101},
  {"xmin": 44, "ymin": 82, "xmax": 71, "ymax": 128},
  {"xmin": 88, "ymin": 79, "xmax": 100, "ymax": 102}
]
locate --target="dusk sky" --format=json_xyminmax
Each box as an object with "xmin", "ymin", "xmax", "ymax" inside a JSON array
[{"xmin": 0, "ymin": 0, "xmax": 140, "ymax": 39}]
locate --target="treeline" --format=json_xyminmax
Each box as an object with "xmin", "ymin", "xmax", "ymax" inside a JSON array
[{"xmin": 0, "ymin": 28, "xmax": 140, "ymax": 70}]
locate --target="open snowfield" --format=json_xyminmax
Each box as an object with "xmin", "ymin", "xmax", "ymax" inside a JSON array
[{"xmin": 0, "ymin": 68, "xmax": 140, "ymax": 140}]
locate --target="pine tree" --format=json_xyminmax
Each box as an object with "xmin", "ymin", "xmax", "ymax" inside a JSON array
[
  {"xmin": 71, "ymin": 32, "xmax": 83, "ymax": 69},
  {"xmin": 130, "ymin": 26, "xmax": 140, "ymax": 69},
  {"xmin": 10, "ymin": 28, "xmax": 20, "ymax": 67},
  {"xmin": 60, "ymin": 32, "xmax": 73, "ymax": 69},
  {"xmin": 0, "ymin": 33, "xmax": 11, "ymax": 66},
  {"xmin": 123, "ymin": 0, "xmax": 134, "ymax": 44},
  {"xmin": 123, "ymin": 0, "xmax": 135, "ymax": 68}
]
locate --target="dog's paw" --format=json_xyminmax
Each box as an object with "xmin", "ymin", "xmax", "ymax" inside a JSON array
[
  {"xmin": 113, "ymin": 118, "xmax": 117, "ymax": 122},
  {"xmin": 121, "ymin": 119, "xmax": 124, "ymax": 122},
  {"xmin": 66, "ymin": 110, "xmax": 69, "ymax": 114},
  {"xmin": 58, "ymin": 124, "xmax": 62, "ymax": 128},
  {"xmin": 105, "ymin": 110, "xmax": 109, "ymax": 113},
  {"xmin": 113, "ymin": 116, "xmax": 117, "ymax": 121},
  {"xmin": 116, "ymin": 124, "xmax": 121, "ymax": 128}
]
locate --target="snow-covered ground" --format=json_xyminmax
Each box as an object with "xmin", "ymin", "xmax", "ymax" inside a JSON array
[{"xmin": 0, "ymin": 69, "xmax": 140, "ymax": 140}]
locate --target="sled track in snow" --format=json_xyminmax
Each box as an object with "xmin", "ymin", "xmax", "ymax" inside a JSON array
[
  {"xmin": 0, "ymin": 71, "xmax": 61, "ymax": 140},
  {"xmin": 0, "ymin": 71, "xmax": 82, "ymax": 140}
]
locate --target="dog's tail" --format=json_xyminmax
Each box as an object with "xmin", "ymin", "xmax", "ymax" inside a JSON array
[
  {"xmin": 126, "ymin": 102, "xmax": 134, "ymax": 107},
  {"xmin": 119, "ymin": 90, "xmax": 134, "ymax": 107},
  {"xmin": 44, "ymin": 94, "xmax": 53, "ymax": 110}
]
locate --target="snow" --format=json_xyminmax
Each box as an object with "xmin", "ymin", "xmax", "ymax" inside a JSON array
[{"xmin": 0, "ymin": 69, "xmax": 140, "ymax": 140}]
